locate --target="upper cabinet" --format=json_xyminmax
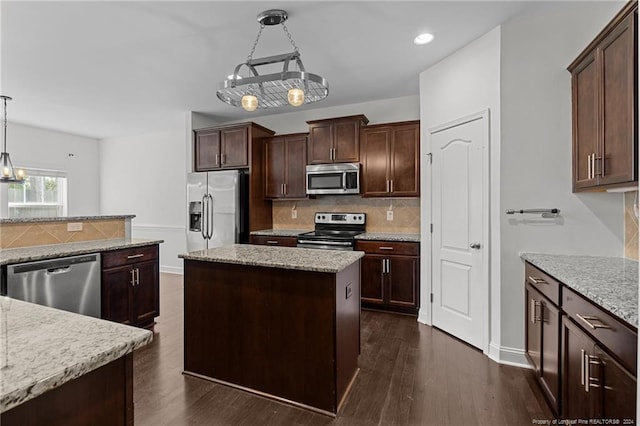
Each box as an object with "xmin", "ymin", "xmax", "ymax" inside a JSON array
[
  {"xmin": 361, "ymin": 121, "xmax": 420, "ymax": 197},
  {"xmin": 194, "ymin": 123, "xmax": 274, "ymax": 171},
  {"xmin": 307, "ymin": 115, "xmax": 369, "ymax": 164},
  {"xmin": 568, "ymin": 1, "xmax": 638, "ymax": 192},
  {"xmin": 265, "ymin": 133, "xmax": 308, "ymax": 199}
]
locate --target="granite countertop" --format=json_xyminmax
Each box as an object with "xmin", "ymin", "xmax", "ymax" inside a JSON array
[
  {"xmin": 0, "ymin": 238, "xmax": 164, "ymax": 266},
  {"xmin": 0, "ymin": 297, "xmax": 152, "ymax": 413},
  {"xmin": 520, "ymin": 253, "xmax": 638, "ymax": 328},
  {"xmin": 250, "ymin": 229, "xmax": 311, "ymax": 237},
  {"xmin": 355, "ymin": 232, "xmax": 421, "ymax": 242},
  {"xmin": 180, "ymin": 244, "xmax": 364, "ymax": 273},
  {"xmin": 0, "ymin": 215, "xmax": 135, "ymax": 224}
]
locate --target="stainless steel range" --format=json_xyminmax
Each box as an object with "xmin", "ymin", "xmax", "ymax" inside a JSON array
[{"xmin": 297, "ymin": 212, "xmax": 366, "ymax": 251}]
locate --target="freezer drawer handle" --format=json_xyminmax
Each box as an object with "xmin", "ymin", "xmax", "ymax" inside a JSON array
[{"xmin": 127, "ymin": 254, "xmax": 145, "ymax": 260}]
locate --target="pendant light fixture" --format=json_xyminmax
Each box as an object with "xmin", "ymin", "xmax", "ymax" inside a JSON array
[
  {"xmin": 217, "ymin": 9, "xmax": 329, "ymax": 112},
  {"xmin": 0, "ymin": 96, "xmax": 24, "ymax": 183}
]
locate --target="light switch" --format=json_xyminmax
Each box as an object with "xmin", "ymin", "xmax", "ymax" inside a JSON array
[{"xmin": 67, "ymin": 222, "xmax": 83, "ymax": 232}]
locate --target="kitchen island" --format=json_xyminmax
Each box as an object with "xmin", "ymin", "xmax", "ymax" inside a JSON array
[
  {"xmin": 179, "ymin": 244, "xmax": 363, "ymax": 416},
  {"xmin": 0, "ymin": 296, "xmax": 152, "ymax": 425}
]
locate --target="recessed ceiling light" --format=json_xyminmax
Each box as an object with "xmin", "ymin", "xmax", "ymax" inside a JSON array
[{"xmin": 414, "ymin": 33, "xmax": 434, "ymax": 45}]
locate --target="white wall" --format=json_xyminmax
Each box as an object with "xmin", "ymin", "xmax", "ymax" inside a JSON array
[
  {"xmin": 500, "ymin": 1, "xmax": 625, "ymax": 356},
  {"xmin": 419, "ymin": 27, "xmax": 502, "ymax": 357},
  {"xmin": 99, "ymin": 129, "xmax": 186, "ymax": 274},
  {"xmin": 0, "ymin": 122, "xmax": 100, "ymax": 217}
]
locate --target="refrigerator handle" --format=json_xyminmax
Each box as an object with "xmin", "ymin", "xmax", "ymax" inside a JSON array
[
  {"xmin": 207, "ymin": 193, "xmax": 214, "ymax": 240},
  {"xmin": 201, "ymin": 194, "xmax": 207, "ymax": 240}
]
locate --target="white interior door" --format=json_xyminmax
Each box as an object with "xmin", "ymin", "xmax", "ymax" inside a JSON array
[{"xmin": 430, "ymin": 112, "xmax": 488, "ymax": 350}]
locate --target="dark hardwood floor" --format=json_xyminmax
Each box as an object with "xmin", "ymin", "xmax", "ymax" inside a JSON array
[{"xmin": 133, "ymin": 273, "xmax": 552, "ymax": 425}]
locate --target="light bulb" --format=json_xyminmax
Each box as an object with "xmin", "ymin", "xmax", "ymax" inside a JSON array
[
  {"xmin": 241, "ymin": 94, "xmax": 258, "ymax": 112},
  {"xmin": 288, "ymin": 88, "xmax": 305, "ymax": 107},
  {"xmin": 2, "ymin": 166, "xmax": 9, "ymax": 177},
  {"xmin": 16, "ymin": 169, "xmax": 24, "ymax": 180}
]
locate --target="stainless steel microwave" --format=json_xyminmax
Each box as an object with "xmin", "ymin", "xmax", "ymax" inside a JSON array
[{"xmin": 306, "ymin": 163, "xmax": 360, "ymax": 195}]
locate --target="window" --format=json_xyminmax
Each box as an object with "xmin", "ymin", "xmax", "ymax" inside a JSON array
[{"xmin": 7, "ymin": 169, "xmax": 68, "ymax": 218}]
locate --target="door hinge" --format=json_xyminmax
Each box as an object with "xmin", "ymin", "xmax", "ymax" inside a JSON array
[
  {"xmin": 426, "ymin": 153, "xmax": 432, "ymax": 164},
  {"xmin": 430, "ymin": 223, "xmax": 433, "ymax": 233},
  {"xmin": 430, "ymin": 293, "xmax": 434, "ymax": 303}
]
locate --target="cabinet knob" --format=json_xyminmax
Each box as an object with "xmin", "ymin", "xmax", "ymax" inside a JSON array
[{"xmin": 470, "ymin": 242, "xmax": 481, "ymax": 249}]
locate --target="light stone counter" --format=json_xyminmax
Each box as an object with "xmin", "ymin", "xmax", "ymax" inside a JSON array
[
  {"xmin": 249, "ymin": 229, "xmax": 310, "ymax": 237},
  {"xmin": 179, "ymin": 244, "xmax": 364, "ymax": 273},
  {"xmin": 0, "ymin": 238, "xmax": 163, "ymax": 266},
  {"xmin": 520, "ymin": 253, "xmax": 638, "ymax": 327},
  {"xmin": 0, "ymin": 297, "xmax": 152, "ymax": 413},
  {"xmin": 0, "ymin": 215, "xmax": 135, "ymax": 224},
  {"xmin": 355, "ymin": 233, "xmax": 420, "ymax": 242}
]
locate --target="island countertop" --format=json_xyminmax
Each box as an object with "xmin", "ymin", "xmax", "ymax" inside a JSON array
[
  {"xmin": 0, "ymin": 297, "xmax": 152, "ymax": 413},
  {"xmin": 520, "ymin": 253, "xmax": 638, "ymax": 328},
  {"xmin": 0, "ymin": 214, "xmax": 136, "ymax": 224},
  {"xmin": 179, "ymin": 244, "xmax": 364, "ymax": 273},
  {"xmin": 0, "ymin": 238, "xmax": 163, "ymax": 266}
]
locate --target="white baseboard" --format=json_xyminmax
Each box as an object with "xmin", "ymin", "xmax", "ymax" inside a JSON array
[
  {"xmin": 488, "ymin": 342, "xmax": 530, "ymax": 368},
  {"xmin": 417, "ymin": 310, "xmax": 431, "ymax": 325}
]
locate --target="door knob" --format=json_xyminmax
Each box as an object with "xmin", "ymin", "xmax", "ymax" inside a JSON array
[{"xmin": 470, "ymin": 242, "xmax": 481, "ymax": 249}]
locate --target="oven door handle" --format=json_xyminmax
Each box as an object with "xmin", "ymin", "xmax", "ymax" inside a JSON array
[{"xmin": 297, "ymin": 240, "xmax": 352, "ymax": 246}]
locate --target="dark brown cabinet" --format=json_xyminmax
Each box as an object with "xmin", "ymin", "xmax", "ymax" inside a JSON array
[
  {"xmin": 195, "ymin": 125, "xmax": 250, "ymax": 171},
  {"xmin": 569, "ymin": 1, "xmax": 637, "ymax": 191},
  {"xmin": 307, "ymin": 115, "xmax": 369, "ymax": 164},
  {"xmin": 361, "ymin": 121, "xmax": 420, "ymax": 197},
  {"xmin": 355, "ymin": 240, "xmax": 419, "ymax": 315},
  {"xmin": 101, "ymin": 245, "xmax": 159, "ymax": 329},
  {"xmin": 265, "ymin": 133, "xmax": 308, "ymax": 199},
  {"xmin": 249, "ymin": 235, "xmax": 298, "ymax": 247}
]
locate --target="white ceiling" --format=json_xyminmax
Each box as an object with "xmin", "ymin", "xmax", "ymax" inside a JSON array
[{"xmin": 1, "ymin": 1, "xmax": 535, "ymax": 140}]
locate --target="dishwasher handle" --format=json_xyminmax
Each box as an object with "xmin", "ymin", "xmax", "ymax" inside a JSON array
[{"xmin": 46, "ymin": 266, "xmax": 71, "ymax": 275}]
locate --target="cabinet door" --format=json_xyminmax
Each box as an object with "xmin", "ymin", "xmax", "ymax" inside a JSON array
[
  {"xmin": 102, "ymin": 265, "xmax": 134, "ymax": 325},
  {"xmin": 525, "ymin": 285, "xmax": 542, "ymax": 375},
  {"xmin": 195, "ymin": 130, "xmax": 221, "ymax": 171},
  {"xmin": 562, "ymin": 316, "xmax": 596, "ymax": 419},
  {"xmin": 133, "ymin": 260, "xmax": 159, "ymax": 327},
  {"xmin": 308, "ymin": 123, "xmax": 333, "ymax": 164},
  {"xmin": 360, "ymin": 255, "xmax": 384, "ymax": 305},
  {"xmin": 333, "ymin": 120, "xmax": 360, "ymax": 163},
  {"xmin": 361, "ymin": 128, "xmax": 390, "ymax": 196},
  {"xmin": 284, "ymin": 135, "xmax": 308, "ymax": 198},
  {"xmin": 540, "ymin": 299, "xmax": 560, "ymax": 414},
  {"xmin": 390, "ymin": 124, "xmax": 420, "ymax": 196},
  {"xmin": 220, "ymin": 126, "xmax": 249, "ymax": 168},
  {"xmin": 387, "ymin": 256, "xmax": 419, "ymax": 310},
  {"xmin": 265, "ymin": 137, "xmax": 285, "ymax": 198},
  {"xmin": 594, "ymin": 345, "xmax": 637, "ymax": 421},
  {"xmin": 599, "ymin": 12, "xmax": 636, "ymax": 186}
]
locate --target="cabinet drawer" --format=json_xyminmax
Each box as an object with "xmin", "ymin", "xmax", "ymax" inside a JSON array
[
  {"xmin": 354, "ymin": 240, "xmax": 419, "ymax": 256},
  {"xmin": 524, "ymin": 262, "xmax": 561, "ymax": 306},
  {"xmin": 563, "ymin": 286, "xmax": 637, "ymax": 375},
  {"xmin": 102, "ymin": 245, "xmax": 159, "ymax": 269},
  {"xmin": 250, "ymin": 235, "xmax": 298, "ymax": 247}
]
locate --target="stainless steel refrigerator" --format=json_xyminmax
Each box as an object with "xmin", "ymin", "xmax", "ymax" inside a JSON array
[{"xmin": 186, "ymin": 170, "xmax": 249, "ymax": 251}]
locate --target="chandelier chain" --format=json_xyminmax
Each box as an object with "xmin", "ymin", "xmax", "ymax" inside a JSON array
[
  {"xmin": 246, "ymin": 24, "xmax": 265, "ymax": 63},
  {"xmin": 2, "ymin": 98, "xmax": 7, "ymax": 152},
  {"xmin": 281, "ymin": 23, "xmax": 299, "ymax": 52}
]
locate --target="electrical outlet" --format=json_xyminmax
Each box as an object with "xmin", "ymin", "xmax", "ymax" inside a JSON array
[
  {"xmin": 291, "ymin": 209, "xmax": 297, "ymax": 219},
  {"xmin": 67, "ymin": 222, "xmax": 83, "ymax": 232},
  {"xmin": 386, "ymin": 210, "xmax": 394, "ymax": 221}
]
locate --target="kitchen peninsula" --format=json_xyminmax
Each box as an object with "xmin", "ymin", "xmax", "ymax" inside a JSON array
[
  {"xmin": 179, "ymin": 244, "xmax": 363, "ymax": 416},
  {"xmin": 0, "ymin": 297, "xmax": 152, "ymax": 425}
]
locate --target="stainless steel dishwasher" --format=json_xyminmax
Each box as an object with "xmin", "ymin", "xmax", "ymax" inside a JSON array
[{"xmin": 7, "ymin": 253, "xmax": 101, "ymax": 318}]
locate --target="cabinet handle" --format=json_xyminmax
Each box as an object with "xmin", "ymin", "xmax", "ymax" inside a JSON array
[
  {"xmin": 591, "ymin": 154, "xmax": 596, "ymax": 179},
  {"xmin": 576, "ymin": 313, "xmax": 611, "ymax": 330},
  {"xmin": 527, "ymin": 276, "xmax": 547, "ymax": 285},
  {"xmin": 127, "ymin": 254, "xmax": 145, "ymax": 260},
  {"xmin": 390, "ymin": 180, "xmax": 394, "ymax": 193},
  {"xmin": 135, "ymin": 268, "xmax": 140, "ymax": 286},
  {"xmin": 283, "ymin": 183, "xmax": 287, "ymax": 195},
  {"xmin": 221, "ymin": 154, "xmax": 226, "ymax": 165},
  {"xmin": 386, "ymin": 259, "xmax": 391, "ymax": 273},
  {"xmin": 130, "ymin": 269, "xmax": 136, "ymax": 287},
  {"xmin": 266, "ymin": 240, "xmax": 279, "ymax": 245},
  {"xmin": 379, "ymin": 246, "xmax": 394, "ymax": 251},
  {"xmin": 386, "ymin": 180, "xmax": 390, "ymax": 192},
  {"xmin": 595, "ymin": 155, "xmax": 603, "ymax": 177},
  {"xmin": 586, "ymin": 355, "xmax": 601, "ymax": 392},
  {"xmin": 381, "ymin": 259, "xmax": 386, "ymax": 273},
  {"xmin": 587, "ymin": 155, "xmax": 591, "ymax": 180},
  {"xmin": 580, "ymin": 349, "xmax": 585, "ymax": 386},
  {"xmin": 215, "ymin": 154, "xmax": 220, "ymax": 166}
]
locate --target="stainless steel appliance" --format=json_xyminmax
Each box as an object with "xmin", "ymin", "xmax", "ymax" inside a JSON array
[
  {"xmin": 297, "ymin": 212, "xmax": 366, "ymax": 250},
  {"xmin": 7, "ymin": 253, "xmax": 101, "ymax": 317},
  {"xmin": 306, "ymin": 162, "xmax": 360, "ymax": 195},
  {"xmin": 187, "ymin": 170, "xmax": 249, "ymax": 251}
]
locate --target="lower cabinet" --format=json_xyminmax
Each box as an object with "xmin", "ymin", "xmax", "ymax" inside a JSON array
[
  {"xmin": 355, "ymin": 240, "xmax": 419, "ymax": 315},
  {"xmin": 102, "ymin": 245, "xmax": 159, "ymax": 329},
  {"xmin": 249, "ymin": 235, "xmax": 298, "ymax": 247}
]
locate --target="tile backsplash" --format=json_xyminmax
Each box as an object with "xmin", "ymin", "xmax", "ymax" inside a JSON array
[
  {"xmin": 272, "ymin": 196, "xmax": 420, "ymax": 234},
  {"xmin": 624, "ymin": 191, "xmax": 638, "ymax": 260}
]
